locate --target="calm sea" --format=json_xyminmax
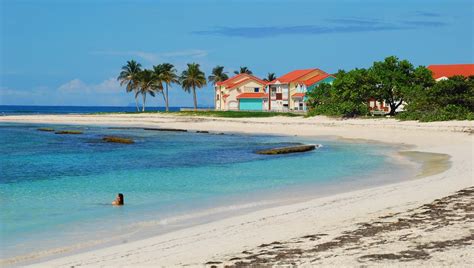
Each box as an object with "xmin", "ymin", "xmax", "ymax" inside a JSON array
[
  {"xmin": 0, "ymin": 105, "xmax": 183, "ymax": 115},
  {"xmin": 0, "ymin": 123, "xmax": 414, "ymax": 263}
]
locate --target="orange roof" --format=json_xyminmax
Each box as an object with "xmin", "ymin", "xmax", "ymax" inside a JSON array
[
  {"xmin": 226, "ymin": 77, "xmax": 266, "ymax": 89},
  {"xmin": 267, "ymin": 68, "xmax": 334, "ymax": 86},
  {"xmin": 427, "ymin": 64, "xmax": 474, "ymax": 79},
  {"xmin": 292, "ymin": 93, "xmax": 305, "ymax": 98},
  {"xmin": 302, "ymin": 73, "xmax": 332, "ymax": 86},
  {"xmin": 216, "ymin": 74, "xmax": 266, "ymax": 89},
  {"xmin": 269, "ymin": 69, "xmax": 316, "ymax": 84},
  {"xmin": 236, "ymin": 92, "xmax": 268, "ymax": 99},
  {"xmin": 215, "ymin": 73, "xmax": 248, "ymax": 86},
  {"xmin": 222, "ymin": 94, "xmax": 230, "ymax": 98}
]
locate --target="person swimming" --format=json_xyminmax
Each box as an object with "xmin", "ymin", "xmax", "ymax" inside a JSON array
[{"xmin": 112, "ymin": 193, "xmax": 124, "ymax": 206}]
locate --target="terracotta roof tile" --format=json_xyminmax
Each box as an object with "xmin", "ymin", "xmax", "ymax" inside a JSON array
[
  {"xmin": 427, "ymin": 64, "xmax": 474, "ymax": 79},
  {"xmin": 269, "ymin": 69, "xmax": 316, "ymax": 84},
  {"xmin": 236, "ymin": 92, "xmax": 268, "ymax": 99},
  {"xmin": 216, "ymin": 74, "xmax": 266, "ymax": 88},
  {"xmin": 292, "ymin": 93, "xmax": 305, "ymax": 98},
  {"xmin": 302, "ymin": 73, "xmax": 332, "ymax": 86}
]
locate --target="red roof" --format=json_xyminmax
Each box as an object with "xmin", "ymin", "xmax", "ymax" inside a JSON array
[
  {"xmin": 269, "ymin": 69, "xmax": 316, "ymax": 84},
  {"xmin": 236, "ymin": 92, "xmax": 268, "ymax": 99},
  {"xmin": 267, "ymin": 68, "xmax": 333, "ymax": 86},
  {"xmin": 427, "ymin": 64, "xmax": 474, "ymax": 79},
  {"xmin": 216, "ymin": 73, "xmax": 248, "ymax": 86},
  {"xmin": 302, "ymin": 73, "xmax": 332, "ymax": 86},
  {"xmin": 216, "ymin": 74, "xmax": 266, "ymax": 88},
  {"xmin": 292, "ymin": 93, "xmax": 305, "ymax": 98},
  {"xmin": 222, "ymin": 94, "xmax": 230, "ymax": 98}
]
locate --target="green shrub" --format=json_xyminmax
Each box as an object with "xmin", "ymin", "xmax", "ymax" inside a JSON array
[{"xmin": 398, "ymin": 105, "xmax": 474, "ymax": 122}]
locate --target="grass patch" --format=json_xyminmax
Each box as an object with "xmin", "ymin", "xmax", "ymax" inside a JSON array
[
  {"xmin": 92, "ymin": 110, "xmax": 304, "ymax": 118},
  {"xmin": 177, "ymin": 111, "xmax": 303, "ymax": 118}
]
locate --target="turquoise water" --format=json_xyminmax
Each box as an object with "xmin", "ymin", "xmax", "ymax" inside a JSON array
[{"xmin": 0, "ymin": 123, "xmax": 407, "ymax": 261}]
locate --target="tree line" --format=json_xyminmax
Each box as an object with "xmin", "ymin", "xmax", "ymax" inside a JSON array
[
  {"xmin": 117, "ymin": 61, "xmax": 277, "ymax": 112},
  {"xmin": 306, "ymin": 56, "xmax": 474, "ymax": 121}
]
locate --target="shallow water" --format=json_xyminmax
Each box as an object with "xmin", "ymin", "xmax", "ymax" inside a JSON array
[{"xmin": 0, "ymin": 123, "xmax": 412, "ymax": 262}]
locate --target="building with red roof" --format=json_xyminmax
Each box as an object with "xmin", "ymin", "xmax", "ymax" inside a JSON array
[
  {"xmin": 427, "ymin": 64, "xmax": 474, "ymax": 81},
  {"xmin": 214, "ymin": 74, "xmax": 268, "ymax": 111},
  {"xmin": 266, "ymin": 68, "xmax": 335, "ymax": 111}
]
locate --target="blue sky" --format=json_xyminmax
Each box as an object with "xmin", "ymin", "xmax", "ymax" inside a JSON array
[{"xmin": 1, "ymin": 0, "xmax": 473, "ymax": 107}]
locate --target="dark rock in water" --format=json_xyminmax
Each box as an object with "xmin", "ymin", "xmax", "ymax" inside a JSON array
[
  {"xmin": 256, "ymin": 145, "xmax": 317, "ymax": 155},
  {"xmin": 196, "ymin": 130, "xmax": 209, "ymax": 133},
  {"xmin": 55, "ymin": 130, "xmax": 83, "ymax": 135},
  {"xmin": 143, "ymin": 128, "xmax": 187, "ymax": 132},
  {"xmin": 102, "ymin": 136, "xmax": 134, "ymax": 144},
  {"xmin": 107, "ymin": 127, "xmax": 141, "ymax": 130},
  {"xmin": 37, "ymin": 127, "xmax": 55, "ymax": 132}
]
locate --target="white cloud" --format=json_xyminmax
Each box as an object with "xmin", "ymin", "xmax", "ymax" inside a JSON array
[{"xmin": 58, "ymin": 78, "xmax": 120, "ymax": 93}]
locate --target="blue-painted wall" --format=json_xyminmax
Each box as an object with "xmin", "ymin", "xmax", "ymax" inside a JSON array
[{"xmin": 239, "ymin": 99, "xmax": 263, "ymax": 110}]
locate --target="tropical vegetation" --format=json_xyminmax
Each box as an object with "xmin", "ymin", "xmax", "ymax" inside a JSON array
[
  {"xmin": 117, "ymin": 57, "xmax": 472, "ymax": 122},
  {"xmin": 118, "ymin": 60, "xmax": 205, "ymax": 112},
  {"xmin": 208, "ymin": 65, "xmax": 229, "ymax": 111},
  {"xmin": 117, "ymin": 60, "xmax": 142, "ymax": 111},
  {"xmin": 264, "ymin": 72, "xmax": 277, "ymax": 82},
  {"xmin": 234, "ymin": 66, "xmax": 252, "ymax": 75},
  {"xmin": 180, "ymin": 63, "xmax": 207, "ymax": 111},
  {"xmin": 306, "ymin": 56, "xmax": 473, "ymax": 121},
  {"xmin": 154, "ymin": 63, "xmax": 179, "ymax": 112}
]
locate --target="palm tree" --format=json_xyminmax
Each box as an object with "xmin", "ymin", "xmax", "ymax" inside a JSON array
[
  {"xmin": 208, "ymin": 65, "xmax": 229, "ymax": 84},
  {"xmin": 152, "ymin": 65, "xmax": 165, "ymax": 107},
  {"xmin": 156, "ymin": 63, "xmax": 179, "ymax": 112},
  {"xmin": 264, "ymin": 72, "xmax": 277, "ymax": 82},
  {"xmin": 180, "ymin": 63, "xmax": 207, "ymax": 111},
  {"xmin": 208, "ymin": 66, "xmax": 229, "ymax": 110},
  {"xmin": 117, "ymin": 60, "xmax": 142, "ymax": 111},
  {"xmin": 136, "ymin": 69, "xmax": 158, "ymax": 112},
  {"xmin": 234, "ymin": 66, "xmax": 252, "ymax": 75}
]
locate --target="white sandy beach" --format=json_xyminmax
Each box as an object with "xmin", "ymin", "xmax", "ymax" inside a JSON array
[{"xmin": 1, "ymin": 114, "xmax": 473, "ymax": 267}]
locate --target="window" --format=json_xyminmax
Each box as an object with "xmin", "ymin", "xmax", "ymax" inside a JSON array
[
  {"xmin": 254, "ymin": 88, "xmax": 259, "ymax": 93},
  {"xmin": 276, "ymin": 93, "xmax": 282, "ymax": 100},
  {"xmin": 216, "ymin": 94, "xmax": 220, "ymax": 100}
]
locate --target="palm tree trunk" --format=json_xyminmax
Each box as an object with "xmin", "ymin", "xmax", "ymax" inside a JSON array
[
  {"xmin": 134, "ymin": 90, "xmax": 139, "ymax": 112},
  {"xmin": 162, "ymin": 92, "xmax": 166, "ymax": 108},
  {"xmin": 142, "ymin": 93, "xmax": 146, "ymax": 112},
  {"xmin": 165, "ymin": 83, "xmax": 169, "ymax": 112},
  {"xmin": 192, "ymin": 86, "xmax": 197, "ymax": 111}
]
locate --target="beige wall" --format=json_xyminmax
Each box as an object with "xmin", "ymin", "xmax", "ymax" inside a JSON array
[
  {"xmin": 216, "ymin": 80, "xmax": 265, "ymax": 110},
  {"xmin": 288, "ymin": 70, "xmax": 324, "ymax": 109}
]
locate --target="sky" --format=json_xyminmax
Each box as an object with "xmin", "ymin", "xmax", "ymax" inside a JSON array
[{"xmin": 1, "ymin": 0, "xmax": 473, "ymax": 107}]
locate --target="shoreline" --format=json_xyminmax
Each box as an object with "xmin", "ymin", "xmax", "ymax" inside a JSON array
[{"xmin": 1, "ymin": 114, "xmax": 472, "ymax": 266}]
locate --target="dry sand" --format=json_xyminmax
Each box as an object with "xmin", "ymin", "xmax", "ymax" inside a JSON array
[{"xmin": 1, "ymin": 114, "xmax": 473, "ymax": 267}]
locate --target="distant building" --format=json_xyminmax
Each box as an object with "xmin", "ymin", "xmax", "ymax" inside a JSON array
[
  {"xmin": 214, "ymin": 74, "xmax": 267, "ymax": 111},
  {"xmin": 427, "ymin": 64, "xmax": 474, "ymax": 81},
  {"xmin": 266, "ymin": 69, "xmax": 335, "ymax": 111}
]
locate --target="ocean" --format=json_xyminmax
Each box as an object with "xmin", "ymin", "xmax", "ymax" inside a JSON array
[
  {"xmin": 0, "ymin": 122, "xmax": 414, "ymax": 263},
  {"xmin": 0, "ymin": 105, "xmax": 183, "ymax": 115}
]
